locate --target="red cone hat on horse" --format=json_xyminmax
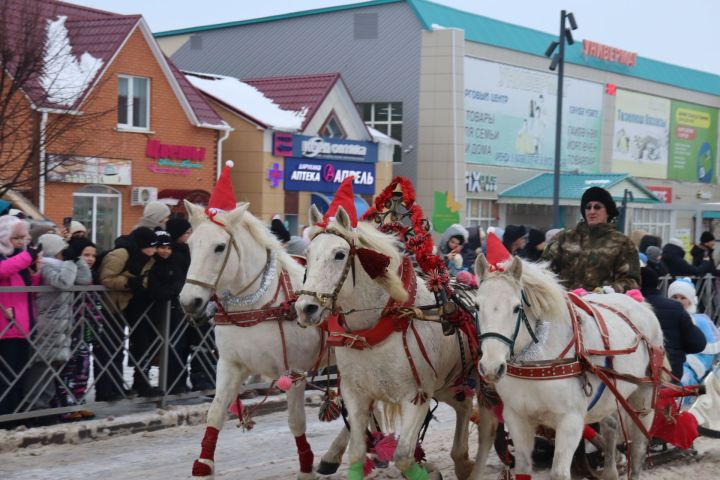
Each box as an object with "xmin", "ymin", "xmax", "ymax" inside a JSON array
[
  {"xmin": 485, "ymin": 232, "xmax": 512, "ymax": 272},
  {"xmin": 318, "ymin": 175, "xmax": 358, "ymax": 229},
  {"xmin": 206, "ymin": 160, "xmax": 237, "ymax": 225}
]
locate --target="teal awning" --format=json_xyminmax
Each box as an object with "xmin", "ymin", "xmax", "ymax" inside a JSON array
[
  {"xmin": 703, "ymin": 211, "xmax": 720, "ymax": 219},
  {"xmin": 499, "ymin": 173, "xmax": 661, "ymax": 205}
]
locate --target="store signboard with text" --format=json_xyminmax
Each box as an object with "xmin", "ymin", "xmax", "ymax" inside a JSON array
[
  {"xmin": 610, "ymin": 89, "xmax": 670, "ymax": 179},
  {"xmin": 464, "ymin": 57, "xmax": 603, "ymax": 172},
  {"xmin": 283, "ymin": 158, "xmax": 376, "ymax": 195},
  {"xmin": 273, "ymin": 133, "xmax": 378, "ymax": 163},
  {"xmin": 47, "ymin": 155, "xmax": 132, "ymax": 185},
  {"xmin": 668, "ymin": 100, "xmax": 718, "ymax": 183}
]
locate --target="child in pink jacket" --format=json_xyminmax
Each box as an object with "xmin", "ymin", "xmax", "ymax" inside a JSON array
[{"xmin": 0, "ymin": 216, "xmax": 41, "ymax": 419}]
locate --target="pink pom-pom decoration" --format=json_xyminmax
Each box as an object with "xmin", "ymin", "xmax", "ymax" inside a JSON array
[
  {"xmin": 571, "ymin": 288, "xmax": 589, "ymax": 297},
  {"xmin": 626, "ymin": 289, "xmax": 644, "ymax": 303},
  {"xmin": 374, "ymin": 434, "xmax": 398, "ymax": 463},
  {"xmin": 277, "ymin": 375, "xmax": 293, "ymax": 391},
  {"xmin": 227, "ymin": 395, "xmax": 243, "ymax": 416},
  {"xmin": 456, "ymin": 271, "xmax": 478, "ymax": 288}
]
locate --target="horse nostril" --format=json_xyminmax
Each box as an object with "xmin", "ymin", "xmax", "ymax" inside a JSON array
[
  {"xmin": 192, "ymin": 298, "xmax": 203, "ymax": 310},
  {"xmin": 478, "ymin": 362, "xmax": 486, "ymax": 376},
  {"xmin": 497, "ymin": 363, "xmax": 506, "ymax": 379},
  {"xmin": 303, "ymin": 304, "xmax": 319, "ymax": 316}
]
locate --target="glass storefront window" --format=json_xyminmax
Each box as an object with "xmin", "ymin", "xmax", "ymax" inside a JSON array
[{"xmin": 73, "ymin": 185, "xmax": 121, "ymax": 251}]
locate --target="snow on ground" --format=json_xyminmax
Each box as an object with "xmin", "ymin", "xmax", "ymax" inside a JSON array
[{"xmin": 1, "ymin": 402, "xmax": 719, "ymax": 479}]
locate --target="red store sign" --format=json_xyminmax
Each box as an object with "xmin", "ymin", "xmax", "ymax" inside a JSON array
[
  {"xmin": 582, "ymin": 40, "xmax": 637, "ymax": 67},
  {"xmin": 145, "ymin": 139, "xmax": 206, "ymax": 175},
  {"xmin": 647, "ymin": 186, "xmax": 673, "ymax": 204}
]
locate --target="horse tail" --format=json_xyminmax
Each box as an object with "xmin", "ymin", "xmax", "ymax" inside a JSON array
[{"xmin": 375, "ymin": 401, "xmax": 402, "ymax": 432}]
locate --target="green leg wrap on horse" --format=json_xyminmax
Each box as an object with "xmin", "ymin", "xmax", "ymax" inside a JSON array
[
  {"xmin": 402, "ymin": 463, "xmax": 428, "ymax": 480},
  {"xmin": 348, "ymin": 460, "xmax": 364, "ymax": 480}
]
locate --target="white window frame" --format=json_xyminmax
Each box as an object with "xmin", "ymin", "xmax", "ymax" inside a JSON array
[
  {"xmin": 72, "ymin": 186, "xmax": 122, "ymax": 246},
  {"xmin": 117, "ymin": 75, "xmax": 151, "ymax": 132},
  {"xmin": 466, "ymin": 198, "xmax": 496, "ymax": 231},
  {"xmin": 630, "ymin": 207, "xmax": 673, "ymax": 244},
  {"xmin": 358, "ymin": 102, "xmax": 403, "ymax": 163}
]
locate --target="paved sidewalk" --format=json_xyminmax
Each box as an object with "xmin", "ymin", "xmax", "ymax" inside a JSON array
[{"xmin": 0, "ymin": 392, "xmax": 298, "ymax": 453}]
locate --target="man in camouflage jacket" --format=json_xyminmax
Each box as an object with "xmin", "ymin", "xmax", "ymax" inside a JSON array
[{"xmin": 541, "ymin": 187, "xmax": 640, "ymax": 293}]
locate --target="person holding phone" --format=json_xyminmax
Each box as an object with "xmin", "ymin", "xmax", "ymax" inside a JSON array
[
  {"xmin": 438, "ymin": 224, "xmax": 469, "ymax": 276},
  {"xmin": 0, "ymin": 215, "xmax": 42, "ymax": 422}
]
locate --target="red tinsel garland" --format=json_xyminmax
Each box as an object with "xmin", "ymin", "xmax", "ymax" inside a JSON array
[{"xmin": 361, "ymin": 176, "xmax": 452, "ymax": 295}]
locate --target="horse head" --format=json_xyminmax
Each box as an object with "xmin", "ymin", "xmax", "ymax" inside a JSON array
[
  {"xmin": 179, "ymin": 199, "xmax": 276, "ymax": 317},
  {"xmin": 295, "ymin": 204, "xmax": 407, "ymax": 327},
  {"xmin": 472, "ymin": 254, "xmax": 565, "ymax": 383}
]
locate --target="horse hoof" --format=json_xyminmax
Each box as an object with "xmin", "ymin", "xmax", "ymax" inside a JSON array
[
  {"xmin": 192, "ymin": 458, "xmax": 214, "ymax": 478},
  {"xmin": 316, "ymin": 461, "xmax": 340, "ymax": 475}
]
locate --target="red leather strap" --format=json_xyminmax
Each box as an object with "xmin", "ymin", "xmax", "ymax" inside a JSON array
[{"xmin": 506, "ymin": 360, "xmax": 583, "ymax": 380}]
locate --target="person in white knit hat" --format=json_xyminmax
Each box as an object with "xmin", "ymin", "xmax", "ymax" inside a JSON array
[
  {"xmin": 668, "ymin": 278, "xmax": 720, "ymax": 388},
  {"xmin": 133, "ymin": 201, "xmax": 171, "ymax": 231}
]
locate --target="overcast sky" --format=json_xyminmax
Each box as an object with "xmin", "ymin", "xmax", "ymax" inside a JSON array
[{"xmin": 71, "ymin": 0, "xmax": 720, "ymax": 76}]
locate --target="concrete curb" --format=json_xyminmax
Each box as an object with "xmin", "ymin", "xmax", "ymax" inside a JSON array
[{"xmin": 0, "ymin": 395, "xmax": 294, "ymax": 453}]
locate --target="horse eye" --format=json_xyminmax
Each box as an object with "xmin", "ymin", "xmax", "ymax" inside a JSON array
[
  {"xmin": 214, "ymin": 244, "xmax": 226, "ymax": 253},
  {"xmin": 512, "ymin": 305, "xmax": 521, "ymax": 314},
  {"xmin": 334, "ymin": 251, "xmax": 346, "ymax": 260}
]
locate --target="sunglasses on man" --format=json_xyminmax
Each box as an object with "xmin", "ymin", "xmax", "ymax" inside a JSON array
[{"xmin": 584, "ymin": 203, "xmax": 605, "ymax": 211}]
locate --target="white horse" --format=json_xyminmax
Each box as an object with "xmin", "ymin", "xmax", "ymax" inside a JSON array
[
  {"xmin": 471, "ymin": 254, "xmax": 665, "ymax": 480},
  {"xmin": 179, "ymin": 201, "xmax": 350, "ymax": 479},
  {"xmin": 295, "ymin": 205, "xmax": 496, "ymax": 480}
]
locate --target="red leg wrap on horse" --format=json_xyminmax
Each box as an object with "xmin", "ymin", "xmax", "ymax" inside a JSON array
[
  {"xmin": 192, "ymin": 460, "xmax": 213, "ymax": 477},
  {"xmin": 200, "ymin": 426, "xmax": 219, "ymax": 460},
  {"xmin": 516, "ymin": 474, "xmax": 532, "ymax": 480},
  {"xmin": 295, "ymin": 434, "xmax": 314, "ymax": 473}
]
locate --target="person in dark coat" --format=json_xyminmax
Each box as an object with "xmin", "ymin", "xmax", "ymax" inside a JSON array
[
  {"xmin": 148, "ymin": 230, "xmax": 188, "ymax": 394},
  {"xmin": 502, "ymin": 225, "xmax": 527, "ymax": 255},
  {"xmin": 166, "ymin": 217, "xmax": 215, "ymax": 391},
  {"xmin": 517, "ymin": 228, "xmax": 546, "ymax": 262},
  {"xmin": 662, "ymin": 238, "xmax": 714, "ymax": 277},
  {"xmin": 640, "ymin": 267, "xmax": 706, "ymax": 381},
  {"xmin": 461, "ymin": 226, "xmax": 484, "ymax": 273},
  {"xmin": 638, "ymin": 234, "xmax": 662, "ymax": 255},
  {"xmin": 691, "ymin": 232, "xmax": 716, "ymax": 270}
]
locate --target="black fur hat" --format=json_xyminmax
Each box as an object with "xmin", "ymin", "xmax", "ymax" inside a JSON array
[{"xmin": 581, "ymin": 187, "xmax": 619, "ymax": 221}]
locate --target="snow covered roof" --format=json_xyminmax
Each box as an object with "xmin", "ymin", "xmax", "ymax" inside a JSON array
[
  {"xmin": 184, "ymin": 72, "xmax": 306, "ymax": 131},
  {"xmin": 3, "ymin": 0, "xmax": 225, "ymax": 128},
  {"xmin": 368, "ymin": 126, "xmax": 402, "ymax": 146}
]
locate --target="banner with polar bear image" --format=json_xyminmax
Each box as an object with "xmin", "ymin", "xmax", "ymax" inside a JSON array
[{"xmin": 611, "ymin": 89, "xmax": 670, "ymax": 179}]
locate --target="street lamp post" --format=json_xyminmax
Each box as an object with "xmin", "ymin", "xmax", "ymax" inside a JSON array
[{"xmin": 546, "ymin": 10, "xmax": 578, "ymax": 228}]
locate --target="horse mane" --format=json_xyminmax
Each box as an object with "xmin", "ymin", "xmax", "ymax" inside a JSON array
[
  {"xmin": 236, "ymin": 211, "xmax": 304, "ymax": 276},
  {"xmin": 514, "ymin": 259, "xmax": 567, "ymax": 321}
]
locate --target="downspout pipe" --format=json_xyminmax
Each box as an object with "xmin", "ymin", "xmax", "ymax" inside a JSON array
[
  {"xmin": 216, "ymin": 127, "xmax": 232, "ymax": 179},
  {"xmin": 39, "ymin": 111, "xmax": 48, "ymax": 213}
]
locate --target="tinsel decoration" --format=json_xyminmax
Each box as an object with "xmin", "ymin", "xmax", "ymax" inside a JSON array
[
  {"xmin": 411, "ymin": 389, "xmax": 428, "ymax": 405},
  {"xmin": 218, "ymin": 249, "xmax": 278, "ymax": 308},
  {"xmin": 414, "ymin": 441, "xmax": 426, "ymax": 464},
  {"xmin": 318, "ymin": 389, "xmax": 342, "ymax": 422},
  {"xmin": 363, "ymin": 456, "xmax": 375, "ymax": 476},
  {"xmin": 372, "ymin": 434, "xmax": 398, "ymax": 463}
]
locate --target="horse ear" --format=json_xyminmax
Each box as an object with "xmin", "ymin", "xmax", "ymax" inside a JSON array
[
  {"xmin": 507, "ymin": 256, "xmax": 523, "ymax": 280},
  {"xmin": 184, "ymin": 200, "xmax": 205, "ymax": 227},
  {"xmin": 226, "ymin": 203, "xmax": 250, "ymax": 225},
  {"xmin": 309, "ymin": 204, "xmax": 323, "ymax": 226},
  {"xmin": 335, "ymin": 206, "xmax": 352, "ymax": 231},
  {"xmin": 475, "ymin": 253, "xmax": 489, "ymax": 281}
]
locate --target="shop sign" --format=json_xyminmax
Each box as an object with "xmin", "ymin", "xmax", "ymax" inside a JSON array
[
  {"xmin": 46, "ymin": 155, "xmax": 132, "ymax": 185},
  {"xmin": 283, "ymin": 158, "xmax": 375, "ymax": 195},
  {"xmin": 647, "ymin": 186, "xmax": 672, "ymax": 204},
  {"xmin": 465, "ymin": 171, "xmax": 497, "ymax": 193},
  {"xmin": 145, "ymin": 139, "xmax": 206, "ymax": 175},
  {"xmin": 582, "ymin": 40, "xmax": 637, "ymax": 67},
  {"xmin": 273, "ymin": 133, "xmax": 378, "ymax": 163}
]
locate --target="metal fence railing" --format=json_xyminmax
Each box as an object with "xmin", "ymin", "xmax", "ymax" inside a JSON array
[{"xmin": 0, "ymin": 285, "xmax": 219, "ymax": 426}]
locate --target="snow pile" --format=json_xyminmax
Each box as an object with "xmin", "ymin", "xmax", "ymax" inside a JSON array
[
  {"xmin": 186, "ymin": 72, "xmax": 306, "ymax": 131},
  {"xmin": 41, "ymin": 16, "xmax": 104, "ymax": 107}
]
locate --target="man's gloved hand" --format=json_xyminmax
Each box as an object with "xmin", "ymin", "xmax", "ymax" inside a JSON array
[{"xmin": 62, "ymin": 247, "xmax": 80, "ymax": 262}]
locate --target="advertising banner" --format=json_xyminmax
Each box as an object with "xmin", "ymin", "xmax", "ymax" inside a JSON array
[
  {"xmin": 283, "ymin": 158, "xmax": 376, "ymax": 195},
  {"xmin": 47, "ymin": 155, "xmax": 132, "ymax": 185},
  {"xmin": 273, "ymin": 133, "xmax": 378, "ymax": 163},
  {"xmin": 464, "ymin": 57, "xmax": 603, "ymax": 172},
  {"xmin": 611, "ymin": 89, "xmax": 670, "ymax": 179},
  {"xmin": 668, "ymin": 100, "xmax": 718, "ymax": 183}
]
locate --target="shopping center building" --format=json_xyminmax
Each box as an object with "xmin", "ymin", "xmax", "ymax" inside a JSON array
[{"xmin": 157, "ymin": 0, "xmax": 720, "ymax": 243}]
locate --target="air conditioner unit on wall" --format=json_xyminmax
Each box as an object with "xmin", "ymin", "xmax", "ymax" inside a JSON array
[{"xmin": 130, "ymin": 187, "xmax": 158, "ymax": 206}]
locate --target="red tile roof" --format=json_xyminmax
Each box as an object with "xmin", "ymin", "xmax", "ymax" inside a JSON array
[
  {"xmin": 3, "ymin": 0, "xmax": 224, "ymax": 127},
  {"xmin": 243, "ymin": 73, "xmax": 341, "ymax": 130}
]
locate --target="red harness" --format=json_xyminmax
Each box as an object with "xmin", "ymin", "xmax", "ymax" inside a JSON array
[
  {"xmin": 506, "ymin": 292, "xmax": 666, "ymax": 439},
  {"xmin": 325, "ymin": 256, "xmax": 437, "ymax": 404}
]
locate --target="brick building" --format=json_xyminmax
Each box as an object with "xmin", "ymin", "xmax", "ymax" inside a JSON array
[{"xmin": 3, "ymin": 0, "xmax": 229, "ymax": 249}]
